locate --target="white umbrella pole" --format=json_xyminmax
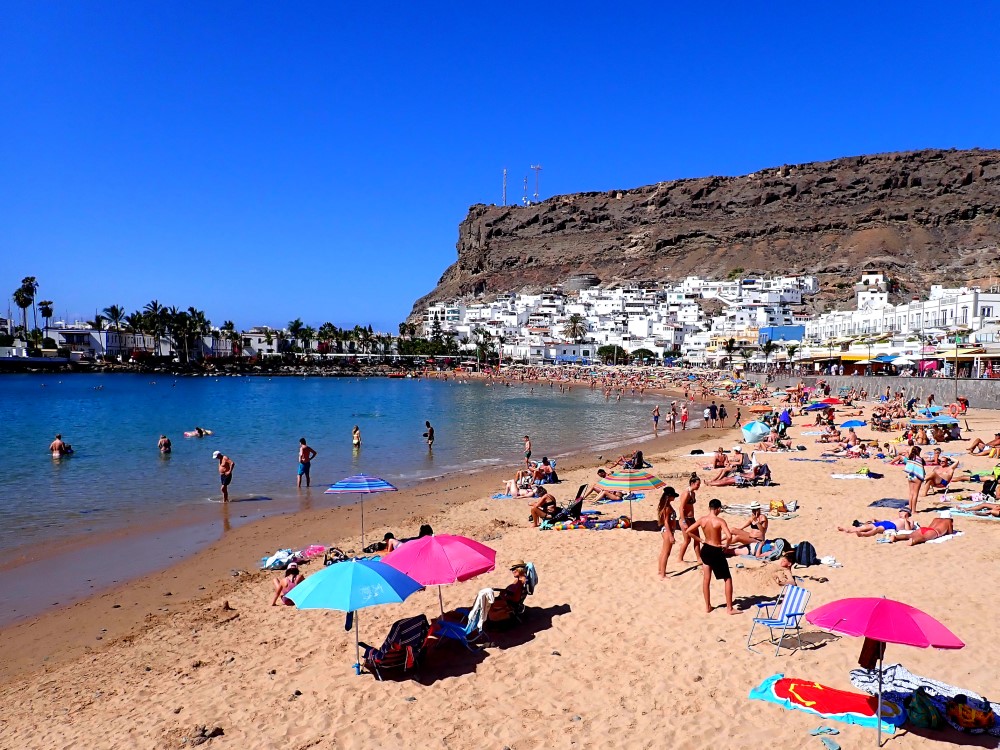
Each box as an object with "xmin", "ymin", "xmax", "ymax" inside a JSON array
[
  {"xmin": 876, "ymin": 649, "xmax": 883, "ymax": 746},
  {"xmin": 355, "ymin": 612, "xmax": 362, "ymax": 676}
]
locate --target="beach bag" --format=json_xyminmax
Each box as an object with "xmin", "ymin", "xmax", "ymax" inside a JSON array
[
  {"xmin": 907, "ymin": 687, "xmax": 944, "ymax": 730},
  {"xmin": 769, "ymin": 499, "xmax": 787, "ymax": 515},
  {"xmin": 794, "ymin": 541, "xmax": 818, "ymax": 567},
  {"xmin": 945, "ymin": 694, "xmax": 996, "ymax": 732},
  {"xmin": 904, "ymin": 459, "xmax": 925, "ymax": 481}
]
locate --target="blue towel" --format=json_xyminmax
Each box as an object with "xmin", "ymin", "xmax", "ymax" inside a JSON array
[
  {"xmin": 491, "ymin": 493, "xmax": 513, "ymax": 499},
  {"xmin": 869, "ymin": 498, "xmax": 909, "ymax": 509}
]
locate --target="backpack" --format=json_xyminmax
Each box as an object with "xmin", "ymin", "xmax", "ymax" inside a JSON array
[
  {"xmin": 794, "ymin": 541, "xmax": 819, "ymax": 567},
  {"xmin": 907, "ymin": 687, "xmax": 945, "ymax": 730}
]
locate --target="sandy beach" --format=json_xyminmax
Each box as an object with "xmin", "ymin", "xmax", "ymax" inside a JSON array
[{"xmin": 2, "ymin": 394, "xmax": 999, "ymax": 749}]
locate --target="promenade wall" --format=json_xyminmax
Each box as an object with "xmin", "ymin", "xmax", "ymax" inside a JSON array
[{"xmin": 742, "ymin": 373, "xmax": 1000, "ymax": 410}]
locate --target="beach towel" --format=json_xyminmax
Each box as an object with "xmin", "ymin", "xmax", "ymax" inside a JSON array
[
  {"xmin": 869, "ymin": 498, "xmax": 909, "ymax": 509},
  {"xmin": 801, "ymin": 431, "xmax": 826, "ymax": 435},
  {"xmin": 850, "ymin": 663, "xmax": 1000, "ymax": 736},
  {"xmin": 491, "ymin": 493, "xmax": 513, "ymax": 499},
  {"xmin": 465, "ymin": 587, "xmax": 496, "ymax": 634},
  {"xmin": 831, "ymin": 474, "xmax": 877, "ymax": 480},
  {"xmin": 790, "ymin": 457, "xmax": 837, "ymax": 463},
  {"xmin": 950, "ymin": 510, "xmax": 1000, "ymax": 522},
  {"xmin": 749, "ymin": 674, "xmax": 900, "ymax": 733},
  {"xmin": 925, "ymin": 531, "xmax": 964, "ymax": 544}
]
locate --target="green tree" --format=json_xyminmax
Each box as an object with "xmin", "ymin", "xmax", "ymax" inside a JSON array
[
  {"xmin": 38, "ymin": 299, "xmax": 54, "ymax": 342},
  {"xmin": 287, "ymin": 318, "xmax": 304, "ymax": 351},
  {"xmin": 300, "ymin": 325, "xmax": 316, "ymax": 354},
  {"xmin": 785, "ymin": 343, "xmax": 799, "ymax": 370},
  {"xmin": 761, "ymin": 339, "xmax": 778, "ymax": 370},
  {"xmin": 630, "ymin": 347, "xmax": 656, "ymax": 363},
  {"xmin": 597, "ymin": 344, "xmax": 628, "ymax": 364},
  {"xmin": 12, "ymin": 284, "xmax": 33, "ymax": 341},
  {"xmin": 565, "ymin": 313, "xmax": 588, "ymax": 343},
  {"xmin": 143, "ymin": 300, "xmax": 166, "ymax": 356},
  {"xmin": 723, "ymin": 337, "xmax": 737, "ymax": 367},
  {"xmin": 103, "ymin": 304, "xmax": 125, "ymax": 331}
]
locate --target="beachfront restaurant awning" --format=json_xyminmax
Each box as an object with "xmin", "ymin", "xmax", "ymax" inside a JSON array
[{"xmin": 929, "ymin": 347, "xmax": 986, "ymax": 360}]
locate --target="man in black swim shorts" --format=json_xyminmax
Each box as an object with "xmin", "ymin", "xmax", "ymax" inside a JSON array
[{"xmin": 685, "ymin": 498, "xmax": 740, "ymax": 615}]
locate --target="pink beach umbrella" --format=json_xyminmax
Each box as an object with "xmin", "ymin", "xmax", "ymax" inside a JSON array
[
  {"xmin": 806, "ymin": 597, "xmax": 964, "ymax": 744},
  {"xmin": 383, "ymin": 534, "xmax": 496, "ymax": 613}
]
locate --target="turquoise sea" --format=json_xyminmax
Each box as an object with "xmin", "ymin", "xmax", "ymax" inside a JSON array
[{"xmin": 0, "ymin": 374, "xmax": 658, "ymax": 556}]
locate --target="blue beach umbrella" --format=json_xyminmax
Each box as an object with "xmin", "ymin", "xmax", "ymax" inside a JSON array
[
  {"xmin": 742, "ymin": 421, "xmax": 771, "ymax": 443},
  {"xmin": 841, "ymin": 419, "xmax": 867, "ymax": 428},
  {"xmin": 922, "ymin": 406, "xmax": 944, "ymax": 414},
  {"xmin": 804, "ymin": 403, "xmax": 828, "ymax": 412},
  {"xmin": 325, "ymin": 473, "xmax": 398, "ymax": 548},
  {"xmin": 930, "ymin": 415, "xmax": 959, "ymax": 425},
  {"xmin": 288, "ymin": 558, "xmax": 423, "ymax": 674}
]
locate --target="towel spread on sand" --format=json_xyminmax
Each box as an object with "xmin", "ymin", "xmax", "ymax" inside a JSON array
[
  {"xmin": 850, "ymin": 663, "xmax": 1000, "ymax": 736},
  {"xmin": 831, "ymin": 474, "xmax": 876, "ymax": 480},
  {"xmin": 749, "ymin": 674, "xmax": 900, "ymax": 733},
  {"xmin": 926, "ymin": 531, "xmax": 964, "ymax": 544},
  {"xmin": 790, "ymin": 457, "xmax": 838, "ymax": 463},
  {"xmin": 869, "ymin": 498, "xmax": 909, "ymax": 509},
  {"xmin": 491, "ymin": 493, "xmax": 513, "ymax": 499}
]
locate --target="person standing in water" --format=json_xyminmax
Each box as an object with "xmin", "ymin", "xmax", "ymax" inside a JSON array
[
  {"xmin": 158, "ymin": 434, "xmax": 172, "ymax": 453},
  {"xmin": 652, "ymin": 405, "xmax": 660, "ymax": 434},
  {"xmin": 297, "ymin": 438, "xmax": 317, "ymax": 488},
  {"xmin": 424, "ymin": 421, "xmax": 435, "ymax": 449},
  {"xmin": 523, "ymin": 435, "xmax": 532, "ymax": 467},
  {"xmin": 213, "ymin": 450, "xmax": 235, "ymax": 502},
  {"xmin": 352, "ymin": 425, "xmax": 362, "ymax": 448},
  {"xmin": 49, "ymin": 433, "xmax": 67, "ymax": 456}
]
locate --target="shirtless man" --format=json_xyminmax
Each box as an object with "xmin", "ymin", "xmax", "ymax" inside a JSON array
[
  {"xmin": 523, "ymin": 435, "xmax": 532, "ymax": 467},
  {"xmin": 652, "ymin": 405, "xmax": 660, "ymax": 434},
  {"xmin": 892, "ymin": 511, "xmax": 955, "ymax": 546},
  {"xmin": 297, "ymin": 437, "xmax": 318, "ymax": 488},
  {"xmin": 837, "ymin": 509, "xmax": 914, "ymax": 537},
  {"xmin": 49, "ymin": 433, "xmax": 67, "ymax": 455},
  {"xmin": 676, "ymin": 473, "xmax": 702, "ymax": 563},
  {"xmin": 686, "ymin": 499, "xmax": 739, "ymax": 614},
  {"xmin": 213, "ymin": 450, "xmax": 235, "ymax": 502},
  {"xmin": 158, "ymin": 434, "xmax": 172, "ymax": 454}
]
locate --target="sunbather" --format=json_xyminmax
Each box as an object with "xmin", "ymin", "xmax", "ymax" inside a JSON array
[
  {"xmin": 727, "ymin": 502, "xmax": 768, "ymax": 553},
  {"xmin": 529, "ymin": 490, "xmax": 559, "ymax": 527},
  {"xmin": 958, "ymin": 500, "xmax": 1000, "ymax": 517},
  {"xmin": 921, "ymin": 460, "xmax": 960, "ymax": 497},
  {"xmin": 582, "ymin": 468, "xmax": 623, "ymax": 502},
  {"xmin": 487, "ymin": 561, "xmax": 529, "ymax": 623},
  {"xmin": 891, "ymin": 511, "xmax": 955, "ymax": 545},
  {"xmin": 271, "ymin": 562, "xmax": 305, "ymax": 606},
  {"xmin": 967, "ymin": 434, "xmax": 1000, "ymax": 455},
  {"xmin": 837, "ymin": 509, "xmax": 914, "ymax": 537}
]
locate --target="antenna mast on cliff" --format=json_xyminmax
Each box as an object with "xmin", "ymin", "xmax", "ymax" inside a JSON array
[
  {"xmin": 531, "ymin": 164, "xmax": 543, "ymax": 202},
  {"xmin": 522, "ymin": 176, "xmax": 529, "ymax": 206},
  {"xmin": 502, "ymin": 168, "xmax": 507, "ymax": 206}
]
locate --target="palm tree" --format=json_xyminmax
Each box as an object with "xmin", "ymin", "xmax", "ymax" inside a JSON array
[
  {"xmin": 300, "ymin": 325, "xmax": 316, "ymax": 355},
  {"xmin": 89, "ymin": 314, "xmax": 106, "ymax": 331},
  {"xmin": 723, "ymin": 337, "xmax": 737, "ymax": 368},
  {"xmin": 103, "ymin": 305, "xmax": 125, "ymax": 331},
  {"xmin": 220, "ymin": 320, "xmax": 237, "ymax": 358},
  {"xmin": 19, "ymin": 277, "xmax": 39, "ymax": 341},
  {"xmin": 740, "ymin": 347, "xmax": 752, "ymax": 371},
  {"xmin": 785, "ymin": 344, "xmax": 799, "ymax": 371},
  {"xmin": 12, "ymin": 285, "xmax": 32, "ymax": 341},
  {"xmin": 262, "ymin": 327, "xmax": 274, "ymax": 356},
  {"xmin": 564, "ymin": 313, "xmax": 588, "ymax": 343},
  {"xmin": 144, "ymin": 300, "xmax": 166, "ymax": 356},
  {"xmin": 38, "ymin": 299, "xmax": 54, "ymax": 344},
  {"xmin": 287, "ymin": 318, "xmax": 304, "ymax": 351},
  {"xmin": 761, "ymin": 340, "xmax": 778, "ymax": 370},
  {"xmin": 187, "ymin": 307, "xmax": 210, "ymax": 359}
]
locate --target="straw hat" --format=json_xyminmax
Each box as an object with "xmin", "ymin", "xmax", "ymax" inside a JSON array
[
  {"xmin": 509, "ymin": 560, "xmax": 527, "ymax": 571},
  {"xmin": 748, "ymin": 501, "xmax": 761, "ymax": 511}
]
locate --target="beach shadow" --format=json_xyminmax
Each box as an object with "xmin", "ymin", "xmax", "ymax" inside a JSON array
[
  {"xmin": 902, "ymin": 725, "xmax": 1000, "ymax": 747},
  {"xmin": 668, "ymin": 564, "xmax": 701, "ymax": 578},
  {"xmin": 487, "ymin": 603, "xmax": 572, "ymax": 651},
  {"xmin": 415, "ymin": 635, "xmax": 490, "ymax": 683},
  {"xmin": 733, "ymin": 594, "xmax": 777, "ymax": 609},
  {"xmin": 630, "ymin": 520, "xmax": 661, "ymax": 533},
  {"xmin": 795, "ymin": 630, "xmax": 840, "ymax": 651}
]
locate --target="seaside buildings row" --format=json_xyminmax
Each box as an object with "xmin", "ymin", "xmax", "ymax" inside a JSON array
[{"xmin": 419, "ymin": 272, "xmax": 1000, "ymax": 376}]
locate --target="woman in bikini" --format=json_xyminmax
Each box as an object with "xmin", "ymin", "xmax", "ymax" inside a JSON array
[
  {"xmin": 905, "ymin": 445, "xmax": 926, "ymax": 515},
  {"xmin": 675, "ymin": 473, "xmax": 702, "ymax": 563},
  {"xmin": 271, "ymin": 562, "xmax": 305, "ymax": 606},
  {"xmin": 728, "ymin": 502, "xmax": 769, "ymax": 554},
  {"xmin": 657, "ymin": 486, "xmax": 680, "ymax": 578}
]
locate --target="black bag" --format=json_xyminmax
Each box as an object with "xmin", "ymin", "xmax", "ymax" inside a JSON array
[{"xmin": 794, "ymin": 541, "xmax": 819, "ymax": 567}]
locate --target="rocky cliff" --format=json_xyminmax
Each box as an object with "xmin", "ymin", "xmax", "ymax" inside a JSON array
[{"xmin": 411, "ymin": 149, "xmax": 1000, "ymax": 317}]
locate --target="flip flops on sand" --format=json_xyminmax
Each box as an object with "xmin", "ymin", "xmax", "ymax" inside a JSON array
[{"xmin": 809, "ymin": 726, "xmax": 839, "ymax": 736}]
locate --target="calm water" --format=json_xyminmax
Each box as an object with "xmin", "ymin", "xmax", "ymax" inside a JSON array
[{"xmin": 0, "ymin": 374, "xmax": 656, "ymax": 553}]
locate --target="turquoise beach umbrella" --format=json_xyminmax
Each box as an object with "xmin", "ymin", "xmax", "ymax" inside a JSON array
[
  {"xmin": 288, "ymin": 558, "xmax": 423, "ymax": 674},
  {"xmin": 741, "ymin": 421, "xmax": 771, "ymax": 443}
]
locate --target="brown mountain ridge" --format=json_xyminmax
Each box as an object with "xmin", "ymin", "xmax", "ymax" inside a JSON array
[{"xmin": 410, "ymin": 148, "xmax": 1000, "ymax": 317}]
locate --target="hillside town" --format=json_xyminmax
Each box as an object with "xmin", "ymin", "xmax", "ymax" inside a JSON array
[{"xmin": 5, "ymin": 272, "xmax": 1000, "ymax": 377}]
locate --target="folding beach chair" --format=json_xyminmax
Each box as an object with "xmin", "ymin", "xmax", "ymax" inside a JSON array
[
  {"xmin": 360, "ymin": 614, "xmax": 430, "ymax": 680},
  {"xmin": 434, "ymin": 564, "xmax": 538, "ymax": 650},
  {"xmin": 746, "ymin": 584, "xmax": 810, "ymax": 656}
]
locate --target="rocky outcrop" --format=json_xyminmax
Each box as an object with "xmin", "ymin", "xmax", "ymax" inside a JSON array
[{"xmin": 410, "ymin": 149, "xmax": 1000, "ymax": 316}]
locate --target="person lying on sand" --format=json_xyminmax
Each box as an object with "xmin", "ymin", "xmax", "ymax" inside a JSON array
[
  {"xmin": 504, "ymin": 470, "xmax": 533, "ymax": 496},
  {"xmin": 967, "ymin": 434, "xmax": 1000, "ymax": 455},
  {"xmin": 959, "ymin": 501, "xmax": 1000, "ymax": 517},
  {"xmin": 891, "ymin": 511, "xmax": 955, "ymax": 545},
  {"xmin": 838, "ymin": 509, "xmax": 914, "ymax": 537},
  {"xmin": 582, "ymin": 469, "xmax": 623, "ymax": 502}
]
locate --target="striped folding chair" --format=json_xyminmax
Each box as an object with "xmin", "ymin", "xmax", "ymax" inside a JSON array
[{"xmin": 746, "ymin": 584, "xmax": 811, "ymax": 656}]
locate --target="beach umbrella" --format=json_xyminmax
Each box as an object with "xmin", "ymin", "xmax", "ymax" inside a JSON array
[
  {"xmin": 383, "ymin": 534, "xmax": 496, "ymax": 613},
  {"xmin": 804, "ymin": 403, "xmax": 828, "ymax": 412},
  {"xmin": 741, "ymin": 421, "xmax": 771, "ymax": 444},
  {"xmin": 595, "ymin": 468, "xmax": 666, "ymax": 523},
  {"xmin": 821, "ymin": 397, "xmax": 842, "ymax": 405},
  {"xmin": 840, "ymin": 419, "xmax": 867, "ymax": 428},
  {"xmin": 930, "ymin": 415, "xmax": 959, "ymax": 425},
  {"xmin": 287, "ymin": 558, "xmax": 423, "ymax": 674},
  {"xmin": 891, "ymin": 356, "xmax": 915, "ymax": 366},
  {"xmin": 324, "ymin": 474, "xmax": 398, "ymax": 548},
  {"xmin": 749, "ymin": 405, "xmax": 773, "ymax": 414},
  {"xmin": 806, "ymin": 597, "xmax": 963, "ymax": 745}
]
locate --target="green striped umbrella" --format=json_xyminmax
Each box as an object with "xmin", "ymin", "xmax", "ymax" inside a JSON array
[{"xmin": 595, "ymin": 469, "xmax": 666, "ymax": 524}]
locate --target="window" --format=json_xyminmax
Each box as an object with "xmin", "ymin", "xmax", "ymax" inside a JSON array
[{"xmin": 983, "ymin": 307, "xmax": 994, "ymax": 318}]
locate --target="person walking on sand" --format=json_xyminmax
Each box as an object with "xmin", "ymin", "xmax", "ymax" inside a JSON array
[
  {"xmin": 297, "ymin": 437, "xmax": 317, "ymax": 488},
  {"xmin": 718, "ymin": 403, "xmax": 728, "ymax": 427},
  {"xmin": 158, "ymin": 434, "xmax": 172, "ymax": 453},
  {"xmin": 652, "ymin": 405, "xmax": 660, "ymax": 434},
  {"xmin": 424, "ymin": 420, "xmax": 435, "ymax": 449},
  {"xmin": 523, "ymin": 435, "xmax": 532, "ymax": 467},
  {"xmin": 686, "ymin": 499, "xmax": 740, "ymax": 614},
  {"xmin": 213, "ymin": 450, "xmax": 235, "ymax": 502},
  {"xmin": 733, "ymin": 407, "xmax": 742, "ymax": 428}
]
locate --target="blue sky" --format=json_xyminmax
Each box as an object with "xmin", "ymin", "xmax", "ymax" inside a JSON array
[{"xmin": 3, "ymin": 1, "xmax": 999, "ymax": 331}]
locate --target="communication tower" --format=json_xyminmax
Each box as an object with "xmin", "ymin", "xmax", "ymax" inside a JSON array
[
  {"xmin": 522, "ymin": 176, "xmax": 529, "ymax": 206},
  {"xmin": 530, "ymin": 164, "xmax": 543, "ymax": 201},
  {"xmin": 502, "ymin": 168, "xmax": 507, "ymax": 206}
]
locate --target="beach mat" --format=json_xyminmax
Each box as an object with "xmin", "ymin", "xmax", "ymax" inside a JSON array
[
  {"xmin": 831, "ymin": 473, "xmax": 878, "ymax": 480},
  {"xmin": 950, "ymin": 511, "xmax": 1000, "ymax": 522},
  {"xmin": 790, "ymin": 457, "xmax": 837, "ymax": 463},
  {"xmin": 491, "ymin": 493, "xmax": 513, "ymax": 499},
  {"xmin": 869, "ymin": 498, "xmax": 909, "ymax": 509},
  {"xmin": 749, "ymin": 674, "xmax": 900, "ymax": 733}
]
